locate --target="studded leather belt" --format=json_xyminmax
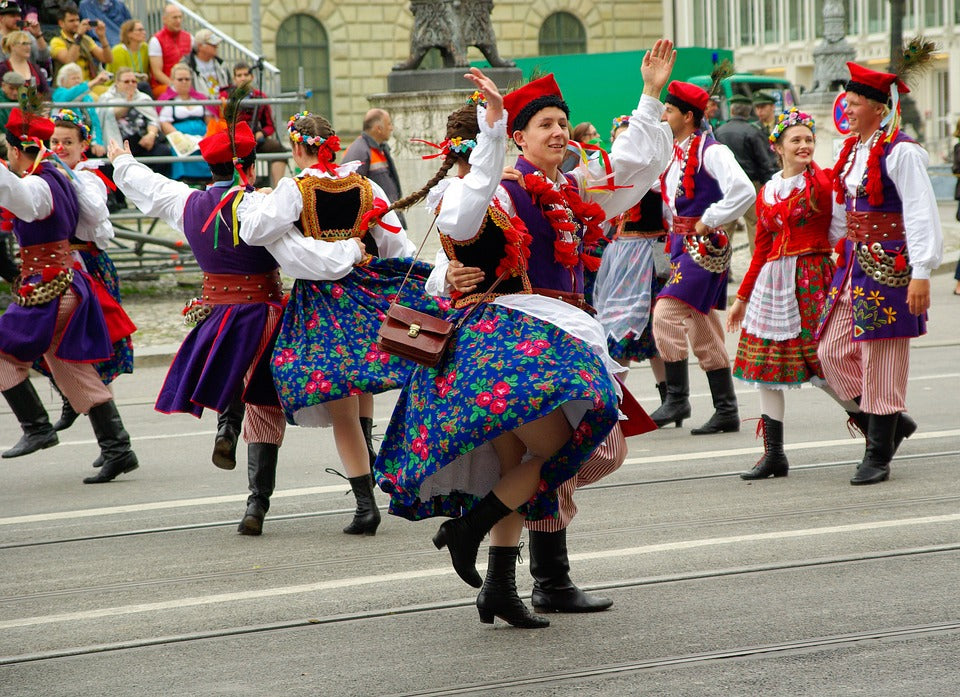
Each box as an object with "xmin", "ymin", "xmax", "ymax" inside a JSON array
[
  {"xmin": 845, "ymin": 211, "xmax": 905, "ymax": 242},
  {"xmin": 201, "ymin": 270, "xmax": 284, "ymax": 304},
  {"xmin": 671, "ymin": 216, "xmax": 700, "ymax": 236},
  {"xmin": 19, "ymin": 239, "xmax": 73, "ymax": 277}
]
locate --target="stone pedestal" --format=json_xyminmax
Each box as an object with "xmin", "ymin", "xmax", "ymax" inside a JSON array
[
  {"xmin": 365, "ymin": 87, "xmax": 513, "ymax": 251},
  {"xmin": 387, "ymin": 67, "xmax": 521, "ymax": 93}
]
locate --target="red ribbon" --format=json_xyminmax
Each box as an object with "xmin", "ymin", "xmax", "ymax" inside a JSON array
[
  {"xmin": 409, "ymin": 138, "xmax": 450, "ymax": 159},
  {"xmin": 358, "ymin": 197, "xmax": 401, "ymax": 233}
]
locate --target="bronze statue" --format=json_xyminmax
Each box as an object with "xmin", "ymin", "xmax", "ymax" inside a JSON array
[{"xmin": 394, "ymin": 0, "xmax": 515, "ymax": 71}]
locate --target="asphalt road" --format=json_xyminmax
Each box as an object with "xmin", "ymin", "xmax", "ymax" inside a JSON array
[{"xmin": 0, "ymin": 276, "xmax": 958, "ymax": 697}]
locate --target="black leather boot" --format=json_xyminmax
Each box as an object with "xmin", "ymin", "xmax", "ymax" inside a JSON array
[
  {"xmin": 655, "ymin": 381, "xmax": 667, "ymax": 405},
  {"xmin": 343, "ymin": 473, "xmax": 381, "ymax": 535},
  {"xmin": 83, "ymin": 401, "xmax": 139, "ymax": 483},
  {"xmin": 529, "ymin": 529, "xmax": 612, "ymax": 612},
  {"xmin": 432, "ymin": 491, "xmax": 512, "ymax": 588},
  {"xmin": 51, "ymin": 381, "xmax": 79, "ymax": 432},
  {"xmin": 649, "ymin": 359, "xmax": 691, "ymax": 428},
  {"xmin": 847, "ymin": 396, "xmax": 916, "ymax": 455},
  {"xmin": 212, "ymin": 397, "xmax": 244, "ymax": 470},
  {"xmin": 2, "ymin": 380, "xmax": 58, "ymax": 458},
  {"xmin": 691, "ymin": 367, "xmax": 740, "ymax": 435},
  {"xmin": 359, "ymin": 416, "xmax": 377, "ymax": 469},
  {"xmin": 476, "ymin": 546, "xmax": 550, "ymax": 628},
  {"xmin": 851, "ymin": 413, "xmax": 898, "ymax": 485},
  {"xmin": 740, "ymin": 414, "xmax": 788, "ymax": 479},
  {"xmin": 238, "ymin": 442, "xmax": 278, "ymax": 535}
]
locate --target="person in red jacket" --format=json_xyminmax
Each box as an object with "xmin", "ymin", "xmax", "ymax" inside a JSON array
[
  {"xmin": 725, "ymin": 109, "xmax": 861, "ymax": 479},
  {"xmin": 147, "ymin": 3, "xmax": 191, "ymax": 97}
]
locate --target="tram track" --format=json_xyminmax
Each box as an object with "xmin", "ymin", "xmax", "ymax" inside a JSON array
[
  {"xmin": 2, "ymin": 542, "xmax": 959, "ymax": 668},
  {"xmin": 1, "ymin": 449, "xmax": 956, "ymax": 555}
]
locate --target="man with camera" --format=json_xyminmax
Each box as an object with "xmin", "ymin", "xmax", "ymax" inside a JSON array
[
  {"xmin": 0, "ymin": 1, "xmax": 49, "ymax": 69},
  {"xmin": 77, "ymin": 0, "xmax": 129, "ymax": 46},
  {"xmin": 49, "ymin": 3, "xmax": 112, "ymax": 93}
]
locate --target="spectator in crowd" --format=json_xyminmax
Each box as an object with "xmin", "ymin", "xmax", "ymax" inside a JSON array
[
  {"xmin": 0, "ymin": 30, "xmax": 48, "ymax": 93},
  {"xmin": 51, "ymin": 61, "xmax": 107, "ymax": 154},
  {"xmin": 77, "ymin": 0, "xmax": 128, "ymax": 46},
  {"xmin": 0, "ymin": 70, "xmax": 21, "ymax": 158},
  {"xmin": 184, "ymin": 28, "xmax": 227, "ymax": 115},
  {"xmin": 158, "ymin": 62, "xmax": 210, "ymax": 181},
  {"xmin": 50, "ymin": 4, "xmax": 112, "ymax": 94},
  {"xmin": 108, "ymin": 17, "xmax": 148, "ymax": 93},
  {"xmin": 704, "ymin": 95, "xmax": 723, "ymax": 132},
  {"xmin": 572, "ymin": 121, "xmax": 600, "ymax": 145},
  {"xmin": 752, "ymin": 90, "xmax": 777, "ymax": 138},
  {"xmin": 0, "ymin": 1, "xmax": 50, "ymax": 72},
  {"xmin": 221, "ymin": 61, "xmax": 287, "ymax": 185},
  {"xmin": 341, "ymin": 107, "xmax": 405, "ymax": 225},
  {"xmin": 714, "ymin": 93, "xmax": 778, "ymax": 253},
  {"xmin": 148, "ymin": 3, "xmax": 191, "ymax": 97},
  {"xmin": 101, "ymin": 65, "xmax": 171, "ymax": 176}
]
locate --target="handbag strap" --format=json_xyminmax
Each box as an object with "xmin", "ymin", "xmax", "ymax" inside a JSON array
[{"xmin": 389, "ymin": 212, "xmax": 510, "ymax": 322}]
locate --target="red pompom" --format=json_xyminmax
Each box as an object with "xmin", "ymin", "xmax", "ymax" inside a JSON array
[
  {"xmin": 697, "ymin": 242, "xmax": 707, "ymax": 257},
  {"xmin": 716, "ymin": 233, "xmax": 728, "ymax": 248},
  {"xmin": 893, "ymin": 253, "xmax": 907, "ymax": 272}
]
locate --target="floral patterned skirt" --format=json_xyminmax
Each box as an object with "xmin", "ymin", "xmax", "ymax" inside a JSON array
[
  {"xmin": 374, "ymin": 303, "xmax": 619, "ymax": 523},
  {"xmin": 606, "ymin": 274, "xmax": 664, "ymax": 362},
  {"xmin": 270, "ymin": 257, "xmax": 440, "ymax": 426},
  {"xmin": 733, "ymin": 253, "xmax": 834, "ymax": 388}
]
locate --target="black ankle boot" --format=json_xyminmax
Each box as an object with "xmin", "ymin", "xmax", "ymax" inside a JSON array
[
  {"xmin": 83, "ymin": 401, "xmax": 139, "ymax": 484},
  {"xmin": 476, "ymin": 546, "xmax": 550, "ymax": 628},
  {"xmin": 343, "ymin": 473, "xmax": 381, "ymax": 536},
  {"xmin": 649, "ymin": 359, "xmax": 691, "ymax": 428},
  {"xmin": 238, "ymin": 442, "xmax": 278, "ymax": 535},
  {"xmin": 691, "ymin": 367, "xmax": 740, "ymax": 435},
  {"xmin": 432, "ymin": 492, "xmax": 512, "ymax": 588},
  {"xmin": 740, "ymin": 414, "xmax": 788, "ymax": 479},
  {"xmin": 2, "ymin": 380, "xmax": 58, "ymax": 458},
  {"xmin": 213, "ymin": 398, "xmax": 245, "ymax": 470},
  {"xmin": 529, "ymin": 529, "xmax": 612, "ymax": 612},
  {"xmin": 851, "ymin": 413, "xmax": 898, "ymax": 485},
  {"xmin": 359, "ymin": 416, "xmax": 377, "ymax": 469},
  {"xmin": 51, "ymin": 382, "xmax": 79, "ymax": 432}
]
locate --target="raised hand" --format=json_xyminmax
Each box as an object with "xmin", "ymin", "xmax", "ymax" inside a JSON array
[
  {"xmin": 106, "ymin": 139, "xmax": 132, "ymax": 162},
  {"xmin": 641, "ymin": 39, "xmax": 677, "ymax": 97},
  {"xmin": 463, "ymin": 67, "xmax": 504, "ymax": 128}
]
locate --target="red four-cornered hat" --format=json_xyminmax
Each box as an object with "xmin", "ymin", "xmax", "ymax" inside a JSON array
[
  {"xmin": 503, "ymin": 73, "xmax": 565, "ymax": 132},
  {"xmin": 199, "ymin": 121, "xmax": 257, "ymax": 165},
  {"xmin": 845, "ymin": 62, "xmax": 910, "ymax": 102},
  {"xmin": 666, "ymin": 81, "xmax": 710, "ymax": 112},
  {"xmin": 5, "ymin": 108, "xmax": 54, "ymax": 143}
]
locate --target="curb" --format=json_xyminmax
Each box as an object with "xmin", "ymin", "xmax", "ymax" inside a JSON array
[{"xmin": 133, "ymin": 344, "xmax": 180, "ymax": 369}]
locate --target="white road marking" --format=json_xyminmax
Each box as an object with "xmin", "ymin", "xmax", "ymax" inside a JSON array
[
  {"xmin": 2, "ymin": 511, "xmax": 960, "ymax": 630},
  {"xmin": 2, "ymin": 430, "xmax": 957, "ymax": 527}
]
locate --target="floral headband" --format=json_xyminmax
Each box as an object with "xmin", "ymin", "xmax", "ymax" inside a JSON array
[
  {"xmin": 465, "ymin": 90, "xmax": 487, "ymax": 108},
  {"xmin": 410, "ymin": 136, "xmax": 477, "ymax": 160},
  {"xmin": 52, "ymin": 108, "xmax": 91, "ymax": 142},
  {"xmin": 287, "ymin": 111, "xmax": 333, "ymax": 147},
  {"xmin": 769, "ymin": 108, "xmax": 816, "ymax": 146},
  {"xmin": 611, "ymin": 115, "xmax": 630, "ymax": 131}
]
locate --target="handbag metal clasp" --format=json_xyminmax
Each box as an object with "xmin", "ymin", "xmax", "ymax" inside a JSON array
[{"xmin": 408, "ymin": 323, "xmax": 421, "ymax": 338}]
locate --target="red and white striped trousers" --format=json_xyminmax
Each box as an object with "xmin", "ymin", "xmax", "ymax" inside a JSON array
[
  {"xmin": 817, "ymin": 281, "xmax": 910, "ymax": 415},
  {"xmin": 525, "ymin": 422, "xmax": 627, "ymax": 533},
  {"xmin": 652, "ymin": 297, "xmax": 730, "ymax": 370},
  {"xmin": 240, "ymin": 304, "xmax": 286, "ymax": 446},
  {"xmin": 0, "ymin": 290, "xmax": 113, "ymax": 412}
]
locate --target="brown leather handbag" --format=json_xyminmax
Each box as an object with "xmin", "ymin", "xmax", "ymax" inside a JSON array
[{"xmin": 377, "ymin": 216, "xmax": 505, "ymax": 368}]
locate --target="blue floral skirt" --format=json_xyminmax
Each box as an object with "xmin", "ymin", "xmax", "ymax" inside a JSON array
[
  {"xmin": 271, "ymin": 257, "xmax": 440, "ymax": 425},
  {"xmin": 374, "ymin": 303, "xmax": 619, "ymax": 523}
]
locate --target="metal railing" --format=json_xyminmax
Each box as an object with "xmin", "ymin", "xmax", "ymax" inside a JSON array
[{"xmin": 129, "ymin": 0, "xmax": 281, "ymax": 105}]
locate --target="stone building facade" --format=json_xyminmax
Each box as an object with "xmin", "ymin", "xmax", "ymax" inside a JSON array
[{"xmin": 180, "ymin": 0, "xmax": 663, "ymax": 137}]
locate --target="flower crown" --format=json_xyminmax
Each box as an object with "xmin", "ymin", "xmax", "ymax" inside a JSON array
[
  {"xmin": 611, "ymin": 115, "xmax": 630, "ymax": 131},
  {"xmin": 52, "ymin": 108, "xmax": 91, "ymax": 141},
  {"xmin": 769, "ymin": 108, "xmax": 816, "ymax": 145},
  {"xmin": 287, "ymin": 111, "xmax": 330, "ymax": 147},
  {"xmin": 465, "ymin": 90, "xmax": 487, "ymax": 108}
]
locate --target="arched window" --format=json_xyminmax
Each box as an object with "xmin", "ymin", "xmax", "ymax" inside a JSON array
[
  {"xmin": 276, "ymin": 14, "xmax": 331, "ymax": 117},
  {"xmin": 538, "ymin": 12, "xmax": 586, "ymax": 56}
]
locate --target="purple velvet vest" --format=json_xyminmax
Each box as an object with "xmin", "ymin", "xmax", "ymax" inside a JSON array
[
  {"xmin": 659, "ymin": 137, "xmax": 728, "ymax": 313},
  {"xmin": 14, "ymin": 164, "xmax": 79, "ymax": 246},
  {"xmin": 182, "ymin": 184, "xmax": 280, "ymax": 275},
  {"xmin": 499, "ymin": 157, "xmax": 584, "ymax": 294},
  {"xmin": 818, "ymin": 132, "xmax": 924, "ymax": 341}
]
